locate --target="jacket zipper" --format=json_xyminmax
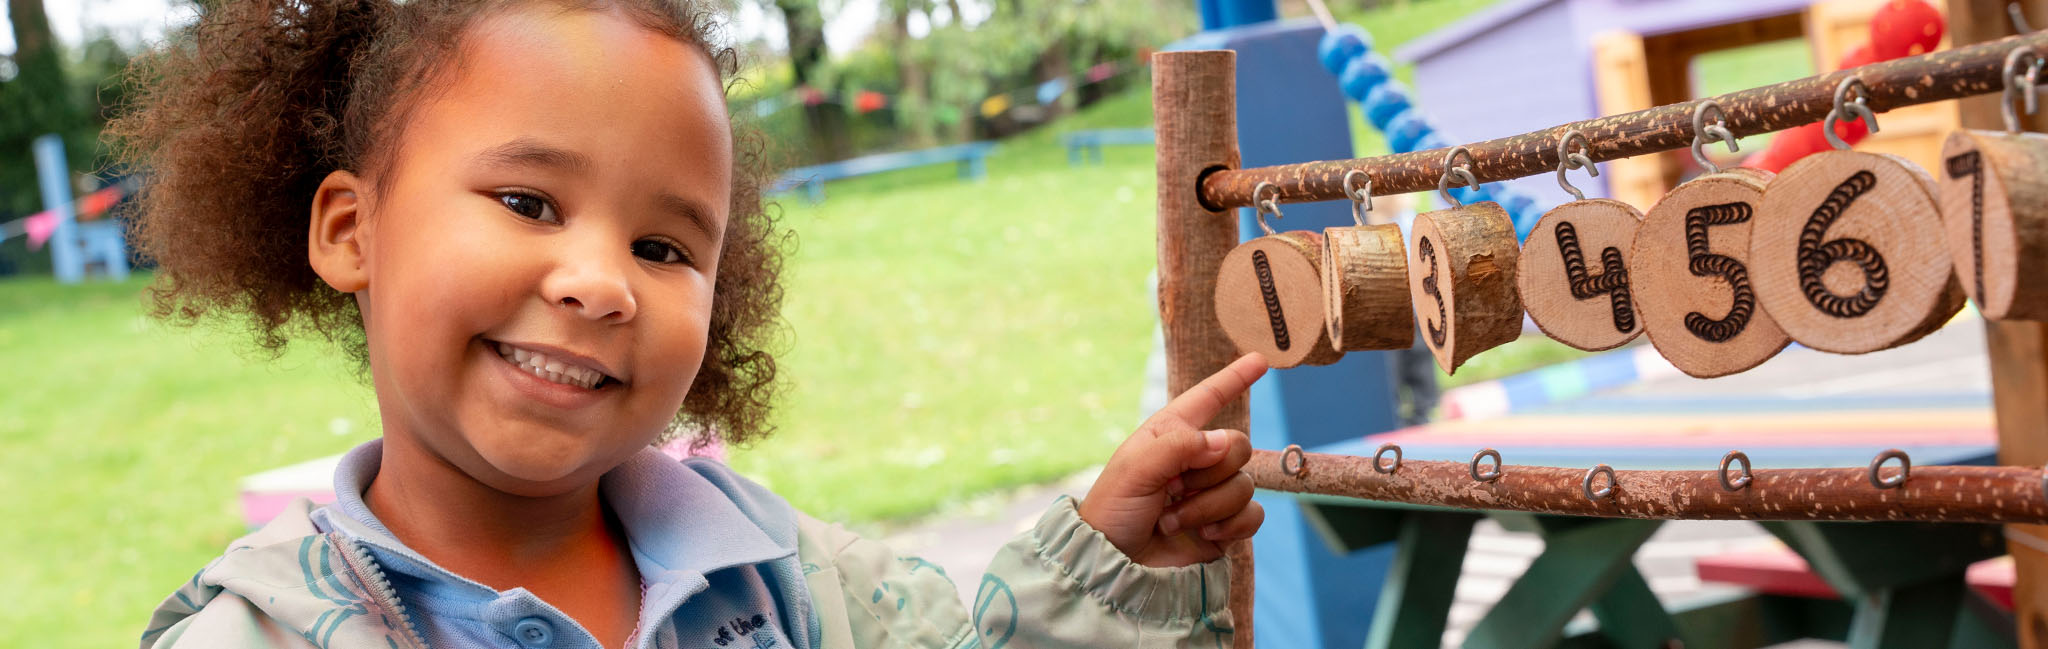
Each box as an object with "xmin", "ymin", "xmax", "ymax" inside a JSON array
[{"xmin": 329, "ymin": 533, "xmax": 432, "ymax": 649}]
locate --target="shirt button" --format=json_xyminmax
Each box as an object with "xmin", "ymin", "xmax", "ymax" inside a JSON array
[{"xmin": 513, "ymin": 617, "xmax": 554, "ymax": 648}]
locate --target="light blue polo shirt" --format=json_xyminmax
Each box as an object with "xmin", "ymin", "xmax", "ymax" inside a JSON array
[{"xmin": 309, "ymin": 440, "xmax": 820, "ymax": 649}]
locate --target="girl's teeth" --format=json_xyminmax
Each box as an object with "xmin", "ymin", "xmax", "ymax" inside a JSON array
[{"xmin": 495, "ymin": 342, "xmax": 604, "ymax": 389}]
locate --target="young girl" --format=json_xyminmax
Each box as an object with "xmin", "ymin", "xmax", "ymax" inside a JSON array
[{"xmin": 120, "ymin": 0, "xmax": 1268, "ymax": 647}]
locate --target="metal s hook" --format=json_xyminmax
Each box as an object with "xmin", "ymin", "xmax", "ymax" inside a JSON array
[
  {"xmin": 1690, "ymin": 100, "xmax": 1737, "ymax": 174},
  {"xmin": 1437, "ymin": 147, "xmax": 1478, "ymax": 208},
  {"xmin": 1555, "ymin": 129, "xmax": 1598, "ymax": 201},
  {"xmin": 1253, "ymin": 181, "xmax": 1283, "ymax": 236},
  {"xmin": 1824, "ymin": 77, "xmax": 1880, "ymax": 151},
  {"xmin": 1343, "ymin": 169, "xmax": 1374, "ymax": 226},
  {"xmin": 2004, "ymin": 47, "xmax": 2045, "ymax": 134}
]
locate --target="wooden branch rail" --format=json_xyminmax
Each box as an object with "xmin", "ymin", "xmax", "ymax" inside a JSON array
[
  {"xmin": 1249, "ymin": 448, "xmax": 2048, "ymax": 524},
  {"xmin": 1199, "ymin": 31, "xmax": 2048, "ymax": 210}
]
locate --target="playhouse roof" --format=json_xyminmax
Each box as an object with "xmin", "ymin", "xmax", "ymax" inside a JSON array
[{"xmin": 1395, "ymin": 0, "xmax": 1819, "ymax": 63}]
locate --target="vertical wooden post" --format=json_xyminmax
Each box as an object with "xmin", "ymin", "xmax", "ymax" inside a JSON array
[
  {"xmin": 1153, "ymin": 50, "xmax": 1254, "ymax": 648},
  {"xmin": 1949, "ymin": 2, "xmax": 2048, "ymax": 646}
]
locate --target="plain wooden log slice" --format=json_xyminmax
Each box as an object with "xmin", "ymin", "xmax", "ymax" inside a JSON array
[
  {"xmin": 1322, "ymin": 224, "xmax": 1414, "ymax": 351},
  {"xmin": 1941, "ymin": 130, "xmax": 2048, "ymax": 321},
  {"xmin": 1214, "ymin": 231, "xmax": 1342, "ymax": 368},
  {"xmin": 1407, "ymin": 202, "xmax": 1522, "ymax": 374},
  {"xmin": 1753, "ymin": 151, "xmax": 1964, "ymax": 354},
  {"xmin": 1631, "ymin": 169, "xmax": 1791, "ymax": 378},
  {"xmin": 1517, "ymin": 199, "xmax": 1646, "ymax": 351}
]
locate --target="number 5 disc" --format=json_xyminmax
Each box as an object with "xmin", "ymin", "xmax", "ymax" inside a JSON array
[
  {"xmin": 1630, "ymin": 169, "xmax": 1790, "ymax": 378},
  {"xmin": 1752, "ymin": 151, "xmax": 1963, "ymax": 354}
]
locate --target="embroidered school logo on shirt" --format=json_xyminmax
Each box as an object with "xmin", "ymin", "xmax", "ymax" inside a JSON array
[{"xmin": 711, "ymin": 614, "xmax": 774, "ymax": 648}]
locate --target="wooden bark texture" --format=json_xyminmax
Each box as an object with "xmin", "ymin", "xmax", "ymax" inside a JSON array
[
  {"xmin": 1198, "ymin": 31, "xmax": 2048, "ymax": 209},
  {"xmin": 1407, "ymin": 202, "xmax": 1522, "ymax": 374},
  {"xmin": 1216, "ymin": 231, "xmax": 1343, "ymax": 368},
  {"xmin": 1631, "ymin": 170, "xmax": 1792, "ymax": 378},
  {"xmin": 1752, "ymin": 151, "xmax": 1965, "ymax": 354},
  {"xmin": 1322, "ymin": 224, "xmax": 1414, "ymax": 351},
  {"xmin": 1247, "ymin": 449, "xmax": 2048, "ymax": 524},
  {"xmin": 1517, "ymin": 199, "xmax": 1646, "ymax": 351},
  {"xmin": 1151, "ymin": 51, "xmax": 1253, "ymax": 649},
  {"xmin": 1942, "ymin": 130, "xmax": 2048, "ymax": 321}
]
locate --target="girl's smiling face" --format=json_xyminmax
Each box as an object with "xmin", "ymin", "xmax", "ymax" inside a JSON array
[{"xmin": 317, "ymin": 5, "xmax": 733, "ymax": 496}]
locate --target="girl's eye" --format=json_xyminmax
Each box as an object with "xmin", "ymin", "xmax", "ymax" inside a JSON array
[
  {"xmin": 499, "ymin": 193, "xmax": 558, "ymax": 223},
  {"xmin": 632, "ymin": 239, "xmax": 689, "ymax": 265}
]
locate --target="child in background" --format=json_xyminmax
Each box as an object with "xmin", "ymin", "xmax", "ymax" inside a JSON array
[{"xmin": 118, "ymin": 0, "xmax": 1267, "ymax": 647}]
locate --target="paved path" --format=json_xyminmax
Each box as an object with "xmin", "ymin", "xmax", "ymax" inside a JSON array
[{"xmin": 884, "ymin": 319, "xmax": 1994, "ymax": 649}]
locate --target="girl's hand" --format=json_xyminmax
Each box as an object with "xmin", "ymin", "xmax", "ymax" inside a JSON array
[{"xmin": 1077, "ymin": 353, "xmax": 1268, "ymax": 568}]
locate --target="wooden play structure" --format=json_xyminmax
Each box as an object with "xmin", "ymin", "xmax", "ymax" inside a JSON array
[
  {"xmin": 1397, "ymin": 0, "xmax": 1962, "ymax": 212},
  {"xmin": 1158, "ymin": 1, "xmax": 2048, "ymax": 645}
]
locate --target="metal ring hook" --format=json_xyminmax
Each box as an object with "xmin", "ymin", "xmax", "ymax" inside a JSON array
[
  {"xmin": 1343, "ymin": 170, "xmax": 1374, "ymax": 227},
  {"xmin": 1720, "ymin": 450, "xmax": 1754, "ymax": 491},
  {"xmin": 1470, "ymin": 448, "xmax": 1503, "ymax": 483},
  {"xmin": 1690, "ymin": 100, "xmax": 1737, "ymax": 174},
  {"xmin": 1252, "ymin": 181, "xmax": 1282, "ymax": 236},
  {"xmin": 1438, "ymin": 147, "xmax": 1478, "ymax": 208},
  {"xmin": 1869, "ymin": 448, "xmax": 1911, "ymax": 489},
  {"xmin": 1824, "ymin": 78, "xmax": 1880, "ymax": 151},
  {"xmin": 1372, "ymin": 443, "xmax": 1402, "ymax": 474},
  {"xmin": 1280, "ymin": 444, "xmax": 1308, "ymax": 478},
  {"xmin": 1555, "ymin": 129, "xmax": 1598, "ymax": 201},
  {"xmin": 1583, "ymin": 464, "xmax": 1618, "ymax": 502},
  {"xmin": 2004, "ymin": 47, "xmax": 2044, "ymax": 133}
]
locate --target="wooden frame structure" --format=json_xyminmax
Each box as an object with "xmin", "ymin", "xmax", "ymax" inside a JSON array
[{"xmin": 1156, "ymin": 9, "xmax": 2048, "ymax": 645}]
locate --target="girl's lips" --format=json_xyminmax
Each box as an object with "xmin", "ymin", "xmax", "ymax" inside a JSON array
[{"xmin": 484, "ymin": 339, "xmax": 613, "ymax": 411}]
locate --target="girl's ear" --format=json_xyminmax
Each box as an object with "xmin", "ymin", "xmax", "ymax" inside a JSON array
[{"xmin": 309, "ymin": 170, "xmax": 370, "ymax": 293}]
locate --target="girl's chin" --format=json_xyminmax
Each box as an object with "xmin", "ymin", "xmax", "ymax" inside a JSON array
[{"xmin": 465, "ymin": 436, "xmax": 617, "ymax": 495}]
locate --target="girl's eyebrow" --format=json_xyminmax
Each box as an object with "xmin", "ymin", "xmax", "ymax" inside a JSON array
[{"xmin": 474, "ymin": 137, "xmax": 591, "ymax": 174}]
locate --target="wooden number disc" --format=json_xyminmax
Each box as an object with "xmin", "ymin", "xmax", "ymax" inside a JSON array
[
  {"xmin": 1940, "ymin": 130, "xmax": 2048, "ymax": 321},
  {"xmin": 1630, "ymin": 169, "xmax": 1790, "ymax": 378},
  {"xmin": 1753, "ymin": 151, "xmax": 1963, "ymax": 354},
  {"xmin": 1516, "ymin": 199, "xmax": 1645, "ymax": 351},
  {"xmin": 1407, "ymin": 202, "xmax": 1522, "ymax": 374},
  {"xmin": 1322, "ymin": 224, "xmax": 1414, "ymax": 351},
  {"xmin": 1215, "ymin": 231, "xmax": 1342, "ymax": 368}
]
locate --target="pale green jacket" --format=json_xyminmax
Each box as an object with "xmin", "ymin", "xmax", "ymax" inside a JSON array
[{"xmin": 139, "ymin": 467, "xmax": 1236, "ymax": 648}]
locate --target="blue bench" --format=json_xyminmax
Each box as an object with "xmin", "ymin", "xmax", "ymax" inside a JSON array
[
  {"xmin": 1062, "ymin": 128, "xmax": 1154, "ymax": 165},
  {"xmin": 773, "ymin": 141, "xmax": 998, "ymax": 204}
]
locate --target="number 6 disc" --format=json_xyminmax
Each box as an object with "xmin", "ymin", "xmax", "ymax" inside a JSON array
[
  {"xmin": 1630, "ymin": 169, "xmax": 1789, "ymax": 378},
  {"xmin": 1752, "ymin": 151, "xmax": 1963, "ymax": 354}
]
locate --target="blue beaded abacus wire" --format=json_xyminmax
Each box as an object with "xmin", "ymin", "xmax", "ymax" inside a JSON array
[{"xmin": 1315, "ymin": 25, "xmax": 1546, "ymax": 237}]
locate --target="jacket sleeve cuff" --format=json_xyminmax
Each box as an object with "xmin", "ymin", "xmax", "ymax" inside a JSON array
[{"xmin": 1025, "ymin": 496, "xmax": 1233, "ymax": 627}]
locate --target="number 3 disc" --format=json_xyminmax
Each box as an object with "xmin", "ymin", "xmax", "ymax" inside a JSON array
[{"xmin": 1752, "ymin": 151, "xmax": 1963, "ymax": 354}]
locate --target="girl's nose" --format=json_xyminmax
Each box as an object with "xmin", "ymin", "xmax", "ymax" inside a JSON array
[{"xmin": 539, "ymin": 248, "xmax": 638, "ymax": 323}]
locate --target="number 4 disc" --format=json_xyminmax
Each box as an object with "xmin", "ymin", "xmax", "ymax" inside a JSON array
[
  {"xmin": 1518, "ymin": 199, "xmax": 1644, "ymax": 351},
  {"xmin": 1752, "ymin": 151, "xmax": 1963, "ymax": 354}
]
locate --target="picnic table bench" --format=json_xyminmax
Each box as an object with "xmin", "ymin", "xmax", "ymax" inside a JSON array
[
  {"xmin": 772, "ymin": 141, "xmax": 997, "ymax": 204},
  {"xmin": 1285, "ymin": 390, "xmax": 2014, "ymax": 649},
  {"xmin": 1062, "ymin": 128, "xmax": 1155, "ymax": 165}
]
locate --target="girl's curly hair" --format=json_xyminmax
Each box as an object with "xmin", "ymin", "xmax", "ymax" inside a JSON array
[{"xmin": 108, "ymin": 0, "xmax": 787, "ymax": 448}]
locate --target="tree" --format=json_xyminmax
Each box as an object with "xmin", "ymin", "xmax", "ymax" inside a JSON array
[
  {"xmin": 775, "ymin": 0, "xmax": 850, "ymax": 160},
  {"xmin": 0, "ymin": 0, "xmax": 83, "ymax": 217}
]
